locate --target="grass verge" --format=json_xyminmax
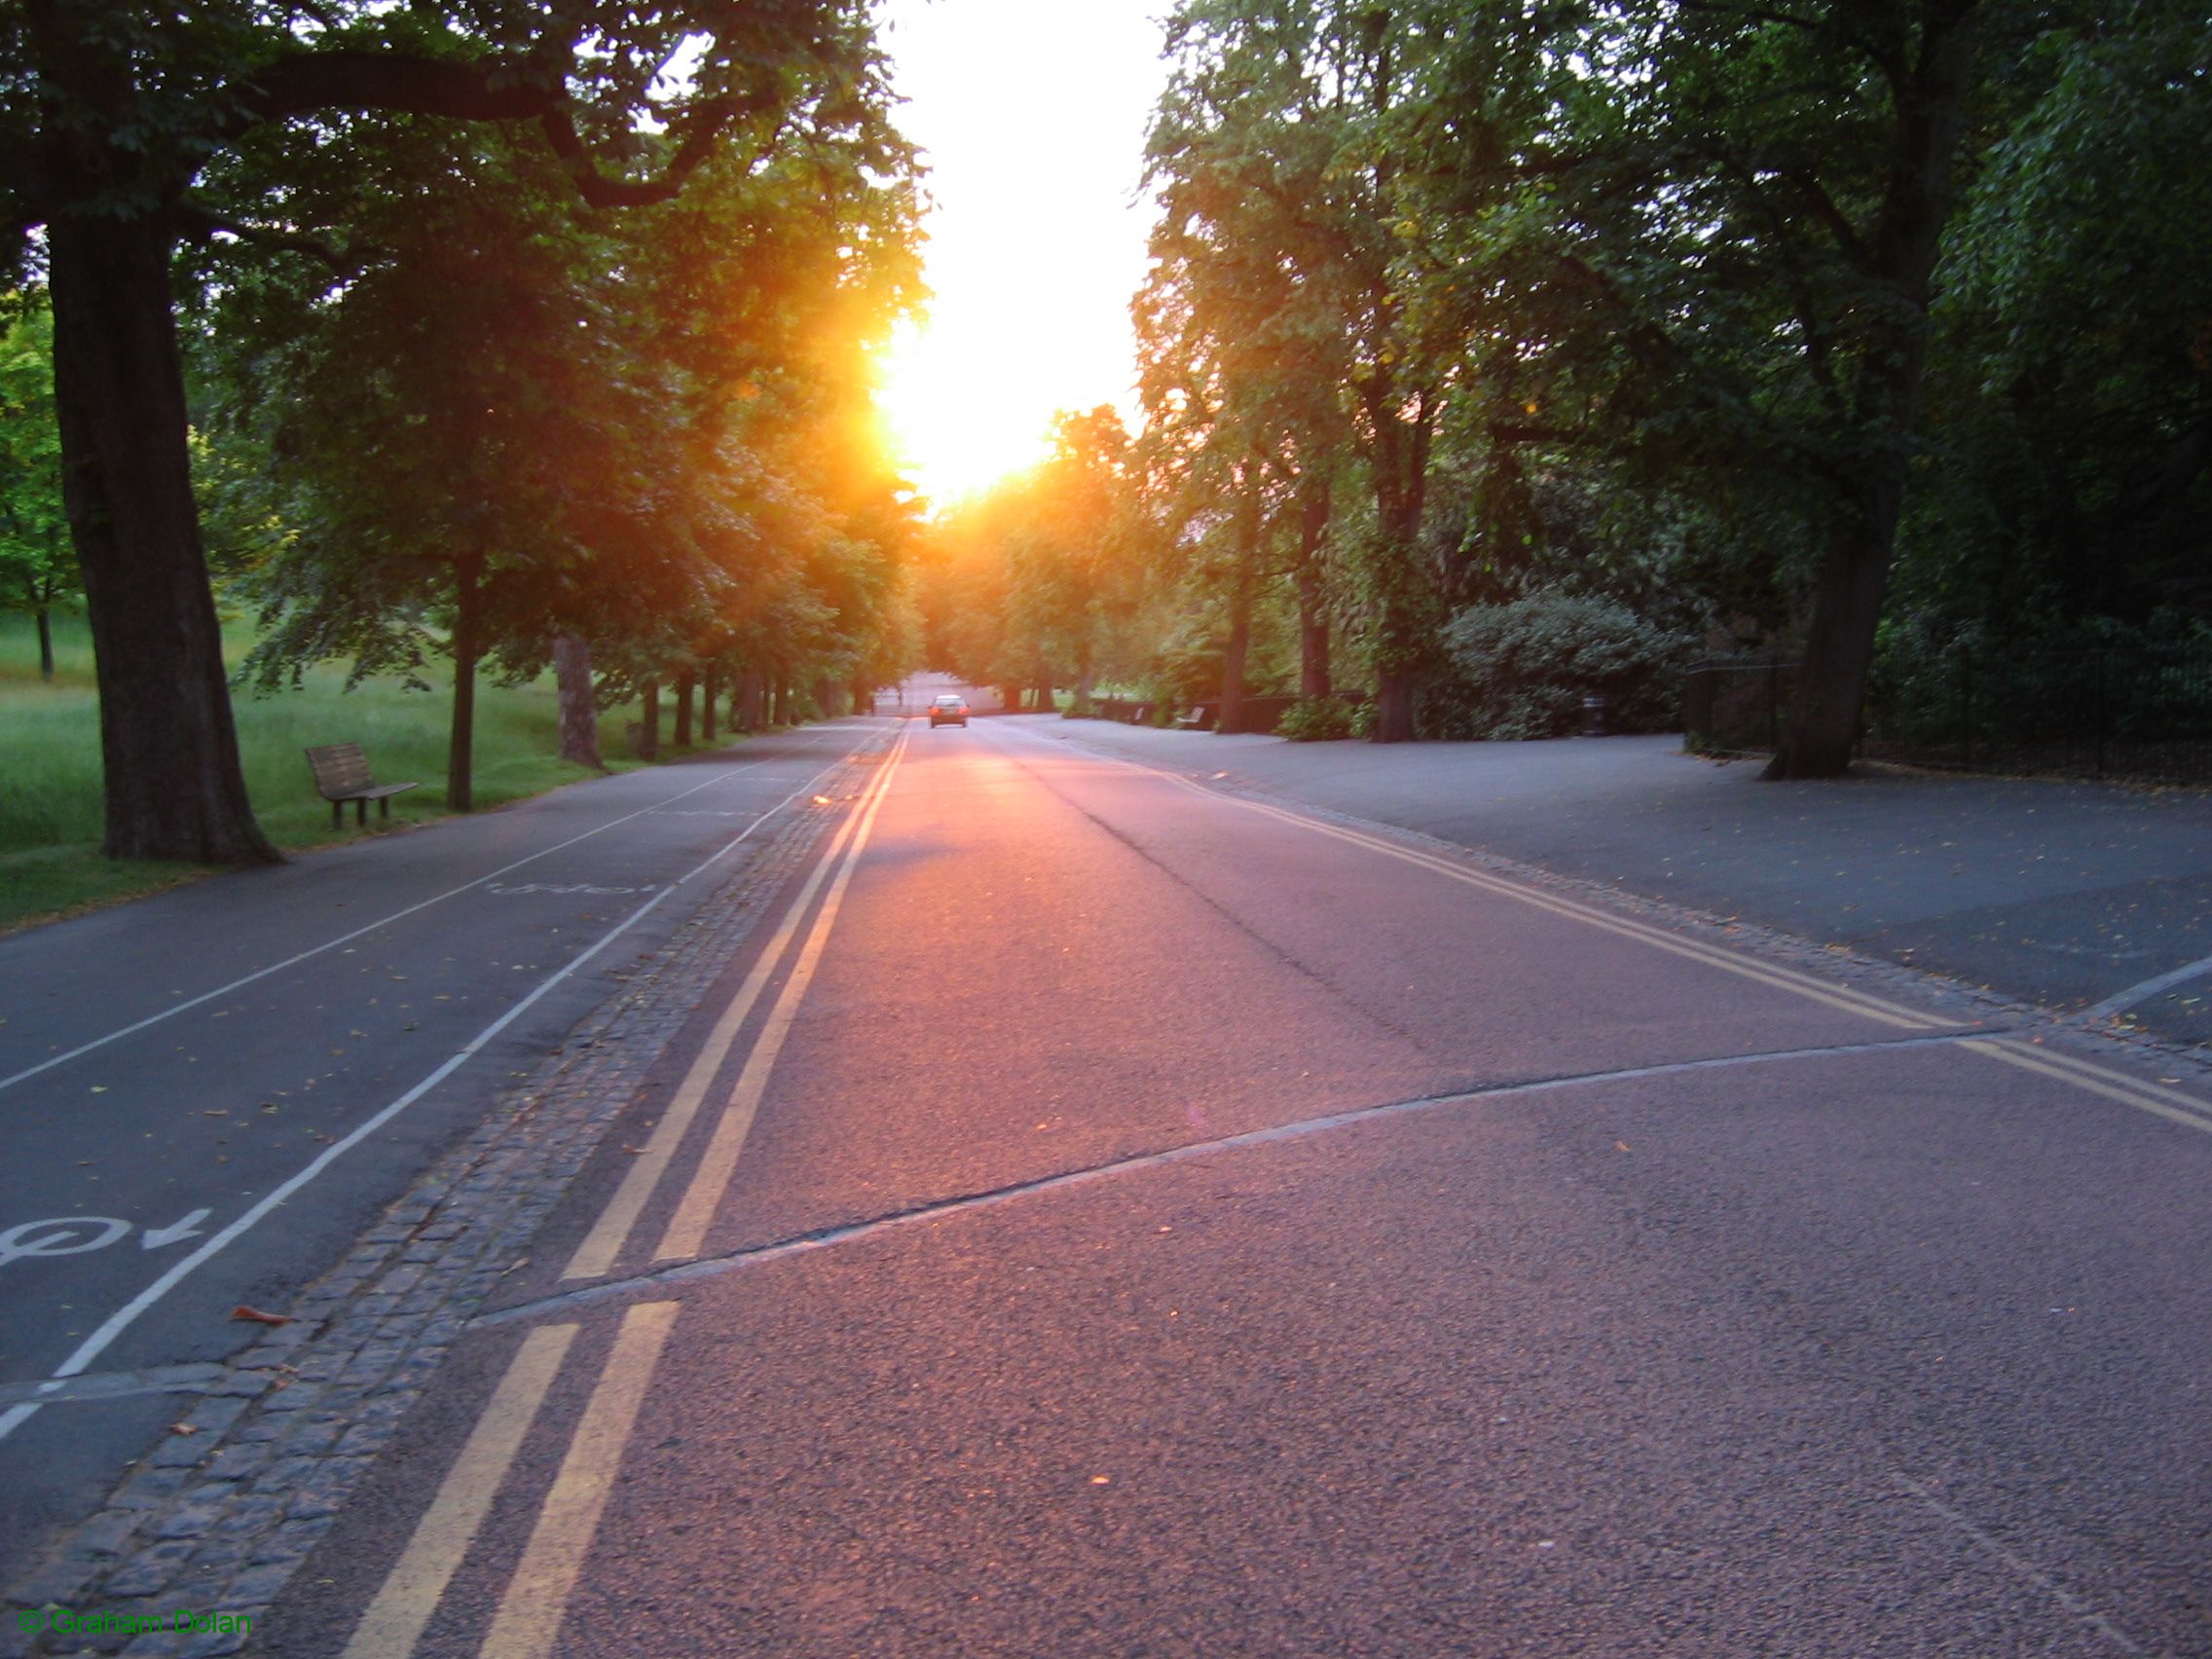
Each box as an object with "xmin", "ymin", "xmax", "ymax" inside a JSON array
[{"xmin": 0, "ymin": 611, "xmax": 727, "ymax": 934}]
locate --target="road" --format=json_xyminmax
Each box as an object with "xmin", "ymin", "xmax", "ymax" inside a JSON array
[
  {"xmin": 180, "ymin": 713, "xmax": 2212, "ymax": 1656},
  {"xmin": 1014, "ymin": 721, "xmax": 2212, "ymax": 1049},
  {"xmin": 0, "ymin": 731, "xmax": 869, "ymax": 1570}
]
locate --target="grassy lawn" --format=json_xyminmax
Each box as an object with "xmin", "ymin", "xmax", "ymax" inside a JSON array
[{"xmin": 0, "ymin": 610, "xmax": 717, "ymax": 933}]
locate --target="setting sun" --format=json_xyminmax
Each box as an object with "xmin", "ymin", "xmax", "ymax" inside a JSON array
[
  {"xmin": 871, "ymin": 0, "xmax": 1164, "ymax": 506},
  {"xmin": 876, "ymin": 317, "xmax": 1057, "ymax": 505}
]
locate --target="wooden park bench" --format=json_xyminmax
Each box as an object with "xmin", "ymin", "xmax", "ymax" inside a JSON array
[{"xmin": 305, "ymin": 742, "xmax": 419, "ymax": 830}]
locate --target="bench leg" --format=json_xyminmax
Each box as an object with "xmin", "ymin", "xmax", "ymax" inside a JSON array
[
  {"xmin": 378, "ymin": 796, "xmax": 389, "ymax": 821},
  {"xmin": 355, "ymin": 798, "xmax": 367, "ymax": 828},
  {"xmin": 332, "ymin": 801, "xmax": 342, "ymax": 831}
]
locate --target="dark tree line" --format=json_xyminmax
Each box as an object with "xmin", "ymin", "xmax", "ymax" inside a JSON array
[
  {"xmin": 3, "ymin": 0, "xmax": 916, "ymax": 861},
  {"xmin": 938, "ymin": 0, "xmax": 2208, "ymax": 769}
]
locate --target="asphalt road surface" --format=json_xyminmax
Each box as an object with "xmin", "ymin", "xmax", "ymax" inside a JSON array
[
  {"xmin": 0, "ymin": 731, "xmax": 868, "ymax": 1569},
  {"xmin": 213, "ymin": 714, "xmax": 2212, "ymax": 1657},
  {"xmin": 1011, "ymin": 721, "xmax": 2212, "ymax": 1049}
]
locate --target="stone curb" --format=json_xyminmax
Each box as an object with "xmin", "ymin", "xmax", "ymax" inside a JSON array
[{"xmin": 0, "ymin": 742, "xmax": 885, "ymax": 1658}]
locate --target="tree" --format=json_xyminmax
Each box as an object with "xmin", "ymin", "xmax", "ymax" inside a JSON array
[
  {"xmin": 2, "ymin": 0, "xmax": 894, "ymax": 860},
  {"xmin": 1895, "ymin": 0, "xmax": 2212, "ymax": 641},
  {"xmin": 1146, "ymin": 0, "xmax": 1477, "ymax": 740},
  {"xmin": 0, "ymin": 296, "xmax": 73, "ymax": 680}
]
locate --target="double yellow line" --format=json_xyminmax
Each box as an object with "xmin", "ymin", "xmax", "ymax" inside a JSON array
[
  {"xmin": 342, "ymin": 729, "xmax": 909, "ymax": 1658},
  {"xmin": 1163, "ymin": 770, "xmax": 2212, "ymax": 1138},
  {"xmin": 342, "ymin": 1302, "xmax": 679, "ymax": 1659},
  {"xmin": 1962, "ymin": 1036, "xmax": 2212, "ymax": 1137},
  {"xmin": 1182, "ymin": 782, "xmax": 1947, "ymax": 1031},
  {"xmin": 564, "ymin": 724, "xmax": 909, "ymax": 1279}
]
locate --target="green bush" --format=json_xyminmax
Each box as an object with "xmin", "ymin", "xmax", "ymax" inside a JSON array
[
  {"xmin": 1278, "ymin": 695, "xmax": 1361, "ymax": 741},
  {"xmin": 1431, "ymin": 593, "xmax": 1690, "ymax": 740}
]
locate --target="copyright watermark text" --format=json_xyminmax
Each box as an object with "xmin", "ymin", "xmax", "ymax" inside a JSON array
[{"xmin": 17, "ymin": 1605, "xmax": 252, "ymax": 1639}]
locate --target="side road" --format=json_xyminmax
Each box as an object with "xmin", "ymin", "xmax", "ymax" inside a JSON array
[{"xmin": 1014, "ymin": 719, "xmax": 2212, "ymax": 1051}]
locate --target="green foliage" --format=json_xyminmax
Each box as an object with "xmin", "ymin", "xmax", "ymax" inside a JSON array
[
  {"xmin": 916, "ymin": 408, "xmax": 1146, "ymax": 697},
  {"xmin": 0, "ymin": 298, "xmax": 74, "ymax": 640},
  {"xmin": 1276, "ymin": 695, "xmax": 1361, "ymax": 742},
  {"xmin": 1897, "ymin": 0, "xmax": 2212, "ymax": 640},
  {"xmin": 1432, "ymin": 593, "xmax": 1691, "ymax": 741}
]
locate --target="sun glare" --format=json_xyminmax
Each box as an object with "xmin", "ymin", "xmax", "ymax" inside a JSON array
[
  {"xmin": 877, "ymin": 317, "xmax": 1055, "ymax": 506},
  {"xmin": 870, "ymin": 0, "xmax": 1165, "ymax": 509}
]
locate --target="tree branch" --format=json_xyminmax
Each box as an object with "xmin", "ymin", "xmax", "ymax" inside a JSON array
[
  {"xmin": 176, "ymin": 203, "xmax": 360, "ymax": 272},
  {"xmin": 231, "ymin": 49, "xmax": 556, "ymax": 132},
  {"xmin": 230, "ymin": 44, "xmax": 772, "ymax": 213}
]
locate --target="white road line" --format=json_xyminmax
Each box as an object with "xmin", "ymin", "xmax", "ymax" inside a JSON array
[
  {"xmin": 1893, "ymin": 1473, "xmax": 2150, "ymax": 1656},
  {"xmin": 0, "ymin": 757, "xmax": 855, "ymax": 1449},
  {"xmin": 0, "ymin": 743, "xmax": 839, "ymax": 1096},
  {"xmin": 2081, "ymin": 950, "xmax": 2212, "ymax": 1022}
]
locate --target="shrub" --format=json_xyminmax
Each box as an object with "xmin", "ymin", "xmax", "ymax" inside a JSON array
[
  {"xmin": 1278, "ymin": 695, "xmax": 1360, "ymax": 741},
  {"xmin": 1432, "ymin": 593, "xmax": 1691, "ymax": 740}
]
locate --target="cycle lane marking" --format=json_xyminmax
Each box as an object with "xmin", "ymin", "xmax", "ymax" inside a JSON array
[
  {"xmin": 0, "ymin": 758, "xmax": 853, "ymax": 1448},
  {"xmin": 0, "ymin": 744, "xmax": 839, "ymax": 1098}
]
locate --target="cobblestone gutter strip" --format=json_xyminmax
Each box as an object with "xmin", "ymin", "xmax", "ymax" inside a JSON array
[{"xmin": 1, "ymin": 748, "xmax": 882, "ymax": 1659}]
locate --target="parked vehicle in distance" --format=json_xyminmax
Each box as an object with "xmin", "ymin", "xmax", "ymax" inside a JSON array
[{"xmin": 929, "ymin": 693, "xmax": 970, "ymax": 728}]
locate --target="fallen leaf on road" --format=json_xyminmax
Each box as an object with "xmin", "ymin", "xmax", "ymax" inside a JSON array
[
  {"xmin": 170, "ymin": 1422, "xmax": 198, "ymax": 1436},
  {"xmin": 230, "ymin": 1306, "xmax": 292, "ymax": 1326}
]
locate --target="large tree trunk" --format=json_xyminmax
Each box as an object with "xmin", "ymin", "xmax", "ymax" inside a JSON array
[
  {"xmin": 446, "ymin": 553, "xmax": 483, "ymax": 812},
  {"xmin": 47, "ymin": 208, "xmax": 277, "ymax": 863},
  {"xmin": 1360, "ymin": 388, "xmax": 1435, "ymax": 745},
  {"xmin": 673, "ymin": 667, "xmax": 695, "ymax": 748},
  {"xmin": 701, "ymin": 662, "xmax": 718, "ymax": 743},
  {"xmin": 736, "ymin": 661, "xmax": 766, "ymax": 732},
  {"xmin": 552, "ymin": 634, "xmax": 603, "ymax": 769},
  {"xmin": 1296, "ymin": 481, "xmax": 1332, "ymax": 701},
  {"xmin": 639, "ymin": 677, "xmax": 661, "ymax": 757},
  {"xmin": 1765, "ymin": 9, "xmax": 1978, "ymax": 780}
]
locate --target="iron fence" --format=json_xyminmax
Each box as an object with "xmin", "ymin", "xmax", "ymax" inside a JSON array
[{"xmin": 1685, "ymin": 645, "xmax": 2212, "ymax": 784}]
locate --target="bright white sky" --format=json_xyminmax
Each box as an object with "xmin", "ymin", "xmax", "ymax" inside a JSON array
[{"xmin": 870, "ymin": 0, "xmax": 1171, "ymax": 505}]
